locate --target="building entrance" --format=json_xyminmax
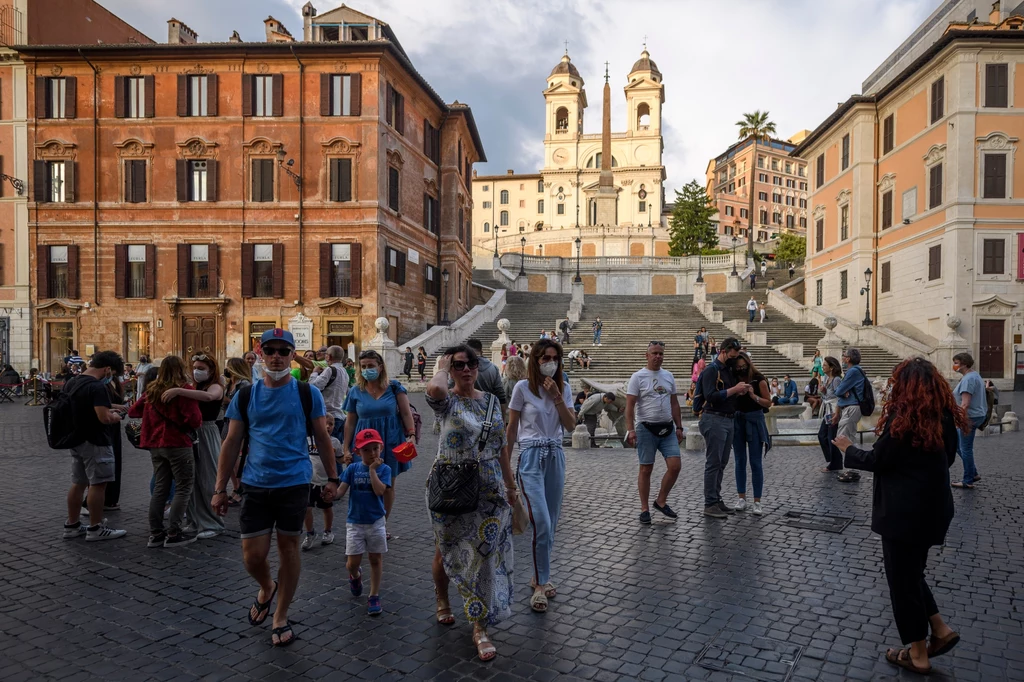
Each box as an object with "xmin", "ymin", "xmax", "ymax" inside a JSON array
[{"xmin": 979, "ymin": 319, "xmax": 1004, "ymax": 378}]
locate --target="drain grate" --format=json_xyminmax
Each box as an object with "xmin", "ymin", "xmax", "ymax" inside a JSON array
[
  {"xmin": 695, "ymin": 629, "xmax": 803, "ymax": 681},
  {"xmin": 779, "ymin": 510, "xmax": 853, "ymax": 533}
]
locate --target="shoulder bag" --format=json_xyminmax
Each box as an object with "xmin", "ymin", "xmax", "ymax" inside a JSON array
[{"xmin": 427, "ymin": 392, "xmax": 497, "ymax": 515}]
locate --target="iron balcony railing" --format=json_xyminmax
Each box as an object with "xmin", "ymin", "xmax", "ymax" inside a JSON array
[{"xmin": 128, "ymin": 278, "xmax": 146, "ymax": 298}]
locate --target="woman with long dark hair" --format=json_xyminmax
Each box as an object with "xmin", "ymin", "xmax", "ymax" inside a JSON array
[
  {"xmin": 817, "ymin": 356, "xmax": 844, "ymax": 473},
  {"xmin": 731, "ymin": 352, "xmax": 772, "ymax": 515},
  {"xmin": 833, "ymin": 358, "xmax": 965, "ymax": 675}
]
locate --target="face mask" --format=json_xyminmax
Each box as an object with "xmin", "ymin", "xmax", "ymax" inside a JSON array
[
  {"xmin": 952, "ymin": 363, "xmax": 961, "ymax": 373},
  {"xmin": 193, "ymin": 370, "xmax": 210, "ymax": 383},
  {"xmin": 264, "ymin": 367, "xmax": 292, "ymax": 381},
  {"xmin": 725, "ymin": 358, "xmax": 738, "ymax": 368},
  {"xmin": 539, "ymin": 361, "xmax": 558, "ymax": 377},
  {"xmin": 102, "ymin": 375, "xmax": 113, "ymax": 386},
  {"xmin": 362, "ymin": 368, "xmax": 380, "ymax": 382},
  {"xmin": 735, "ymin": 366, "xmax": 749, "ymax": 376}
]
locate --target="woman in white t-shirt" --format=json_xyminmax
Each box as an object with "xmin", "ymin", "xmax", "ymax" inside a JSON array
[{"xmin": 505, "ymin": 338, "xmax": 576, "ymax": 614}]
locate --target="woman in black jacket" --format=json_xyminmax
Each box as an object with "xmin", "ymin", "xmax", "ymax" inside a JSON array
[{"xmin": 833, "ymin": 357, "xmax": 966, "ymax": 675}]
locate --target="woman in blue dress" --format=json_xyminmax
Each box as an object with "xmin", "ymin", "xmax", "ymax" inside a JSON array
[{"xmin": 342, "ymin": 350, "xmax": 416, "ymax": 532}]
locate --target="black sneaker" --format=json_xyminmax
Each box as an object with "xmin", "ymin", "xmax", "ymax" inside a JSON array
[
  {"xmin": 147, "ymin": 532, "xmax": 167, "ymax": 548},
  {"xmin": 639, "ymin": 511, "xmax": 652, "ymax": 525},
  {"xmin": 653, "ymin": 501, "xmax": 678, "ymax": 519},
  {"xmin": 163, "ymin": 532, "xmax": 197, "ymax": 547}
]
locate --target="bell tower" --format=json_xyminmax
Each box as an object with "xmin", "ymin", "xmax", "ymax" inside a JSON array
[
  {"xmin": 543, "ymin": 52, "xmax": 587, "ymax": 140},
  {"xmin": 625, "ymin": 48, "xmax": 664, "ymax": 137}
]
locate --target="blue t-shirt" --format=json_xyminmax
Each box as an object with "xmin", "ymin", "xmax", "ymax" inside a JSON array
[
  {"xmin": 341, "ymin": 460, "xmax": 392, "ymax": 525},
  {"xmin": 955, "ymin": 370, "xmax": 988, "ymax": 422},
  {"xmin": 226, "ymin": 379, "xmax": 326, "ymax": 489}
]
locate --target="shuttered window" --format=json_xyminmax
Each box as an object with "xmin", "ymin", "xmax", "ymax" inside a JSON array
[
  {"xmin": 841, "ymin": 134, "xmax": 850, "ymax": 170},
  {"xmin": 36, "ymin": 77, "xmax": 75, "ymax": 119},
  {"xmin": 385, "ymin": 83, "xmax": 405, "ymax": 135},
  {"xmin": 930, "ymin": 76, "xmax": 944, "ymax": 123},
  {"xmin": 882, "ymin": 114, "xmax": 894, "ymax": 154},
  {"xmin": 320, "ymin": 73, "xmax": 361, "ymax": 116},
  {"xmin": 839, "ymin": 270, "xmax": 848, "ymax": 299},
  {"xmin": 423, "ymin": 120, "xmax": 441, "ymax": 165},
  {"xmin": 34, "ymin": 160, "xmax": 75, "ymax": 203},
  {"xmin": 124, "ymin": 159, "xmax": 147, "ymax": 203},
  {"xmin": 329, "ymin": 158, "xmax": 352, "ymax": 202},
  {"xmin": 928, "ymin": 244, "xmax": 941, "ymax": 281},
  {"xmin": 424, "ymin": 264, "xmax": 440, "ymax": 297},
  {"xmin": 251, "ymin": 158, "xmax": 275, "ymax": 202},
  {"xmin": 881, "ymin": 261, "xmax": 891, "ymax": 293},
  {"xmin": 423, "ymin": 194, "xmax": 440, "ymax": 235},
  {"xmin": 815, "ymin": 153, "xmax": 824, "ymax": 188},
  {"xmin": 243, "ymin": 74, "xmax": 283, "ymax": 117},
  {"xmin": 928, "ymin": 163, "xmax": 942, "ymax": 209},
  {"xmin": 320, "ymin": 243, "xmax": 362, "ymax": 298},
  {"xmin": 115, "ymin": 244, "xmax": 155, "ymax": 299},
  {"xmin": 881, "ymin": 190, "xmax": 893, "ymax": 229},
  {"xmin": 241, "ymin": 243, "xmax": 284, "ymax": 298},
  {"xmin": 815, "ymin": 218, "xmax": 824, "ymax": 252},
  {"xmin": 385, "ymin": 246, "xmax": 406, "ymax": 285},
  {"xmin": 815, "ymin": 279, "xmax": 823, "ymax": 306},
  {"xmin": 840, "ymin": 205, "xmax": 849, "ymax": 241},
  {"xmin": 983, "ymin": 154, "xmax": 1007, "ymax": 198},
  {"xmin": 39, "ymin": 244, "xmax": 78, "ymax": 299},
  {"xmin": 388, "ymin": 167, "xmax": 400, "ymax": 211},
  {"xmin": 985, "ymin": 63, "xmax": 1008, "ymax": 108},
  {"xmin": 982, "ymin": 239, "xmax": 1005, "ymax": 274}
]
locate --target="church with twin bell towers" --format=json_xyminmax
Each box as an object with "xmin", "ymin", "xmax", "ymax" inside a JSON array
[{"xmin": 472, "ymin": 48, "xmax": 670, "ymax": 262}]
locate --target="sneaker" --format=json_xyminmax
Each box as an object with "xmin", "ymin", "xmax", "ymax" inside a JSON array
[
  {"xmin": 652, "ymin": 501, "xmax": 678, "ymax": 519},
  {"xmin": 196, "ymin": 530, "xmax": 218, "ymax": 540},
  {"xmin": 349, "ymin": 571, "xmax": 363, "ymax": 596},
  {"xmin": 639, "ymin": 510, "xmax": 652, "ymax": 525},
  {"xmin": 716, "ymin": 500, "xmax": 736, "ymax": 515},
  {"xmin": 301, "ymin": 533, "xmax": 317, "ymax": 551},
  {"xmin": 752, "ymin": 501, "xmax": 763, "ymax": 516},
  {"xmin": 86, "ymin": 525, "xmax": 127, "ymax": 542},
  {"xmin": 147, "ymin": 532, "xmax": 167, "ymax": 548},
  {"xmin": 163, "ymin": 532, "xmax": 197, "ymax": 547},
  {"xmin": 62, "ymin": 522, "xmax": 86, "ymax": 539},
  {"xmin": 734, "ymin": 498, "xmax": 748, "ymax": 512},
  {"xmin": 703, "ymin": 505, "xmax": 728, "ymax": 519},
  {"xmin": 181, "ymin": 523, "xmax": 197, "ymax": 534},
  {"xmin": 80, "ymin": 507, "xmax": 89, "ymax": 517},
  {"xmin": 321, "ymin": 530, "xmax": 335, "ymax": 545},
  {"xmin": 103, "ymin": 504, "xmax": 120, "ymax": 511},
  {"xmin": 367, "ymin": 595, "xmax": 382, "ymax": 616}
]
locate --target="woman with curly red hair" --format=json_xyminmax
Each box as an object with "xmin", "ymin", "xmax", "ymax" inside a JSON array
[{"xmin": 833, "ymin": 357, "xmax": 967, "ymax": 675}]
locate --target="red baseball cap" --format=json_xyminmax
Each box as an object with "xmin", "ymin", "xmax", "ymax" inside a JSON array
[{"xmin": 354, "ymin": 429, "xmax": 384, "ymax": 449}]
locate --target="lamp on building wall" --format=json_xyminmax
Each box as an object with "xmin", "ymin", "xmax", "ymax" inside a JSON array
[
  {"xmin": 731, "ymin": 235, "xmax": 738, "ymax": 276},
  {"xmin": 695, "ymin": 235, "xmax": 705, "ymax": 284},
  {"xmin": 860, "ymin": 266, "xmax": 873, "ymax": 326},
  {"xmin": 441, "ymin": 268, "xmax": 451, "ymax": 325},
  {"xmin": 574, "ymin": 236, "xmax": 582, "ymax": 283},
  {"xmin": 519, "ymin": 236, "xmax": 527, "ymax": 277},
  {"xmin": 1, "ymin": 173, "xmax": 26, "ymax": 196},
  {"xmin": 276, "ymin": 149, "xmax": 301, "ymax": 188}
]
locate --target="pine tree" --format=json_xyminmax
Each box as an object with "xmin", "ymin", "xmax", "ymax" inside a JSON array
[{"xmin": 668, "ymin": 180, "xmax": 719, "ymax": 256}]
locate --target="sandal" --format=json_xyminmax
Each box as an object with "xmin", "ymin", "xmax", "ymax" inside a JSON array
[
  {"xmin": 530, "ymin": 579, "xmax": 556, "ymax": 599},
  {"xmin": 435, "ymin": 590, "xmax": 455, "ymax": 625},
  {"xmin": 228, "ymin": 494, "xmax": 243, "ymax": 507},
  {"xmin": 928, "ymin": 631, "xmax": 960, "ymax": 658},
  {"xmin": 247, "ymin": 581, "xmax": 277, "ymax": 626},
  {"xmin": 837, "ymin": 470, "xmax": 860, "ymax": 483},
  {"xmin": 951, "ymin": 482, "xmax": 975, "ymax": 489},
  {"xmin": 473, "ymin": 628, "xmax": 497, "ymax": 662},
  {"xmin": 530, "ymin": 587, "xmax": 548, "ymax": 613},
  {"xmin": 271, "ymin": 621, "xmax": 296, "ymax": 647},
  {"xmin": 885, "ymin": 647, "xmax": 931, "ymax": 675}
]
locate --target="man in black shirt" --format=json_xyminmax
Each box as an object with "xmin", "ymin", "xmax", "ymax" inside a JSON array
[
  {"xmin": 62, "ymin": 351, "xmax": 129, "ymax": 541},
  {"xmin": 697, "ymin": 338, "xmax": 750, "ymax": 518}
]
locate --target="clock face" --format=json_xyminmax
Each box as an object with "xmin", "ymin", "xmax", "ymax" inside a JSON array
[{"xmin": 553, "ymin": 148, "xmax": 569, "ymax": 164}]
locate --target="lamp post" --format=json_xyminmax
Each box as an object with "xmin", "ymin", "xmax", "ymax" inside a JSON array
[
  {"xmin": 574, "ymin": 236, "xmax": 582, "ymax": 283},
  {"xmin": 695, "ymin": 235, "xmax": 704, "ymax": 284},
  {"xmin": 731, "ymin": 235, "xmax": 738, "ymax": 276},
  {"xmin": 493, "ymin": 222, "xmax": 499, "ymax": 258},
  {"xmin": 860, "ymin": 266, "xmax": 873, "ymax": 326},
  {"xmin": 276, "ymin": 149, "xmax": 301, "ymax": 188},
  {"xmin": 519, "ymin": 236, "xmax": 527, "ymax": 277},
  {"xmin": 1, "ymin": 173, "xmax": 26, "ymax": 196},
  {"xmin": 441, "ymin": 268, "xmax": 451, "ymax": 325}
]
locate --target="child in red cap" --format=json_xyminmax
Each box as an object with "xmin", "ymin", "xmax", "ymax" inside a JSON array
[{"xmin": 336, "ymin": 428, "xmax": 392, "ymax": 615}]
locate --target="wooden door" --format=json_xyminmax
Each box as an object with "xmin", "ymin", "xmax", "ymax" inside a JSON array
[
  {"xmin": 979, "ymin": 319, "xmax": 1004, "ymax": 378},
  {"xmin": 182, "ymin": 315, "xmax": 217, "ymax": 360}
]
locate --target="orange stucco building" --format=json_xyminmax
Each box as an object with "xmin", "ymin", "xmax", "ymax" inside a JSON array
[
  {"xmin": 18, "ymin": 4, "xmax": 483, "ymax": 372},
  {"xmin": 794, "ymin": 13, "xmax": 1024, "ymax": 381}
]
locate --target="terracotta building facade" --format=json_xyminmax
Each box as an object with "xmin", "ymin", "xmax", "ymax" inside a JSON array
[{"xmin": 20, "ymin": 4, "xmax": 483, "ymax": 372}]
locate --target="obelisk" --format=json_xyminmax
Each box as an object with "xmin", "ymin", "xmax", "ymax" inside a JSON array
[{"xmin": 595, "ymin": 62, "xmax": 617, "ymax": 226}]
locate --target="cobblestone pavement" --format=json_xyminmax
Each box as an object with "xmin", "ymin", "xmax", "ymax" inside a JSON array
[{"xmin": 1, "ymin": 395, "xmax": 1022, "ymax": 682}]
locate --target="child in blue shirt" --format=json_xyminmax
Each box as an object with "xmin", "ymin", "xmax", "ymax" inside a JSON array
[{"xmin": 337, "ymin": 428, "xmax": 392, "ymax": 615}]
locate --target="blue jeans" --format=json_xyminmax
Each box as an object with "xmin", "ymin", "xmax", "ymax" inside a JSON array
[
  {"xmin": 733, "ymin": 411, "xmax": 766, "ymax": 498},
  {"xmin": 635, "ymin": 423, "xmax": 681, "ymax": 465},
  {"xmin": 957, "ymin": 417, "xmax": 985, "ymax": 485},
  {"xmin": 593, "ymin": 329, "xmax": 602, "ymax": 344},
  {"xmin": 778, "ymin": 395, "xmax": 799, "ymax": 405},
  {"xmin": 517, "ymin": 439, "xmax": 565, "ymax": 587},
  {"xmin": 699, "ymin": 412, "xmax": 734, "ymax": 507},
  {"xmin": 748, "ymin": 309, "xmax": 755, "ymax": 322}
]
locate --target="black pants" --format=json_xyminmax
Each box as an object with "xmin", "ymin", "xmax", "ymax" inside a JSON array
[
  {"xmin": 583, "ymin": 414, "xmax": 598, "ymax": 446},
  {"xmin": 882, "ymin": 539, "xmax": 939, "ymax": 644},
  {"xmin": 817, "ymin": 419, "xmax": 842, "ymax": 470}
]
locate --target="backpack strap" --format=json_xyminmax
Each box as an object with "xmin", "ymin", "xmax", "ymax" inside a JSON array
[
  {"xmin": 323, "ymin": 366, "xmax": 337, "ymax": 390},
  {"xmin": 477, "ymin": 393, "xmax": 498, "ymax": 454},
  {"xmin": 298, "ymin": 380, "xmax": 314, "ymax": 438}
]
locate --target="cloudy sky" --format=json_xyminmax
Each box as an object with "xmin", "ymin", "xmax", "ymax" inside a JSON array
[{"xmin": 98, "ymin": 0, "xmax": 936, "ymax": 195}]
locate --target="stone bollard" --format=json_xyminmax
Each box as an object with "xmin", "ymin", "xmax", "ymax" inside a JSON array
[
  {"xmin": 685, "ymin": 427, "xmax": 705, "ymax": 451},
  {"xmin": 571, "ymin": 423, "xmax": 591, "ymax": 449}
]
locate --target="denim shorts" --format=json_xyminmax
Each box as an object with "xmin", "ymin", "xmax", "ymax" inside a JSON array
[{"xmin": 636, "ymin": 423, "xmax": 680, "ymax": 466}]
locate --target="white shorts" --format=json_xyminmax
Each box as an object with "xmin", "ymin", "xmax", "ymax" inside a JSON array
[{"xmin": 345, "ymin": 517, "xmax": 388, "ymax": 556}]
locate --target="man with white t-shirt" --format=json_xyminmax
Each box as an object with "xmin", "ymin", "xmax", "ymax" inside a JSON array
[{"xmin": 625, "ymin": 341, "xmax": 684, "ymax": 525}]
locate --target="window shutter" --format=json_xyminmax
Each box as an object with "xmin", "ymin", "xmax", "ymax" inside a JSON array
[
  {"xmin": 881, "ymin": 261, "xmax": 891, "ymax": 293},
  {"xmin": 0, "ymin": 155, "xmax": 4, "ymax": 198},
  {"xmin": 395, "ymin": 92, "xmax": 404, "ymax": 134},
  {"xmin": 240, "ymin": 242, "xmax": 254, "ymax": 298},
  {"xmin": 385, "ymin": 83, "xmax": 393, "ymax": 125},
  {"xmin": 815, "ymin": 219, "xmax": 823, "ymax": 252},
  {"xmin": 208, "ymin": 243, "xmax": 219, "ymax": 295},
  {"xmin": 33, "ymin": 160, "xmax": 46, "ymax": 202},
  {"xmin": 329, "ymin": 158, "xmax": 340, "ymax": 201},
  {"xmin": 388, "ymin": 167, "xmax": 399, "ymax": 211},
  {"xmin": 67, "ymin": 245, "xmax": 79, "ymax": 299},
  {"xmin": 145, "ymin": 244, "xmax": 156, "ymax": 298},
  {"xmin": 272, "ymin": 74, "xmax": 284, "ymax": 116},
  {"xmin": 176, "ymin": 159, "xmax": 188, "ymax": 202},
  {"xmin": 929, "ymin": 164, "xmax": 942, "ymax": 208},
  {"xmin": 0, "ymin": 244, "xmax": 4, "ymax": 285},
  {"xmin": 114, "ymin": 76, "xmax": 126, "ymax": 118},
  {"xmin": 241, "ymin": 74, "xmax": 253, "ymax": 116},
  {"xmin": 423, "ymin": 119, "xmax": 430, "ymax": 158},
  {"xmin": 433, "ymin": 196, "xmax": 440, "ymax": 232},
  {"xmin": 340, "ymin": 158, "xmax": 351, "ymax": 202},
  {"xmin": 251, "ymin": 159, "xmax": 263, "ymax": 201},
  {"xmin": 207, "ymin": 160, "xmax": 218, "ymax": 202},
  {"xmin": 64, "ymin": 77, "xmax": 76, "ymax": 118},
  {"xmin": 398, "ymin": 251, "xmax": 407, "ymax": 286},
  {"xmin": 350, "ymin": 242, "xmax": 362, "ymax": 297},
  {"xmin": 144, "ymin": 75, "xmax": 155, "ymax": 117},
  {"xmin": 36, "ymin": 244, "xmax": 49, "ymax": 298},
  {"xmin": 206, "ymin": 74, "xmax": 218, "ymax": 116},
  {"xmin": 124, "ymin": 160, "xmax": 132, "ymax": 202},
  {"xmin": 272, "ymin": 243, "xmax": 284, "ymax": 298},
  {"xmin": 423, "ymin": 265, "xmax": 430, "ymax": 295},
  {"xmin": 882, "ymin": 191, "xmax": 892, "ymax": 228},
  {"xmin": 177, "ymin": 75, "xmax": 188, "ymax": 116},
  {"xmin": 114, "ymin": 244, "xmax": 127, "ymax": 298},
  {"xmin": 350, "ymin": 73, "xmax": 361, "ymax": 116},
  {"xmin": 319, "ymin": 243, "xmax": 331, "ymax": 297},
  {"xmin": 320, "ymin": 73, "xmax": 331, "ymax": 116},
  {"xmin": 35, "ymin": 77, "xmax": 46, "ymax": 118},
  {"xmin": 262, "ymin": 159, "xmax": 273, "ymax": 201},
  {"xmin": 423, "ymin": 194, "xmax": 429, "ymax": 230},
  {"xmin": 64, "ymin": 161, "xmax": 75, "ymax": 203},
  {"xmin": 133, "ymin": 160, "xmax": 146, "ymax": 203},
  {"xmin": 177, "ymin": 244, "xmax": 189, "ymax": 297}
]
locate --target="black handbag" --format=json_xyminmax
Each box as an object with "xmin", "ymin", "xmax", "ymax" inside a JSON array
[{"xmin": 427, "ymin": 393, "xmax": 497, "ymax": 515}]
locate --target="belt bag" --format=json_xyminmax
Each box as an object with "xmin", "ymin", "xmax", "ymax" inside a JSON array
[
  {"xmin": 641, "ymin": 421, "xmax": 675, "ymax": 438},
  {"xmin": 427, "ymin": 393, "xmax": 497, "ymax": 515}
]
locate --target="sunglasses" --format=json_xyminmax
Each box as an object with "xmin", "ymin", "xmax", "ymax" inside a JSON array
[
  {"xmin": 262, "ymin": 346, "xmax": 293, "ymax": 357},
  {"xmin": 451, "ymin": 359, "xmax": 479, "ymax": 371},
  {"xmin": 191, "ymin": 354, "xmax": 210, "ymax": 361},
  {"xmin": 359, "ymin": 350, "xmax": 382, "ymax": 360},
  {"xmin": 649, "ymin": 341, "xmax": 665, "ymax": 347}
]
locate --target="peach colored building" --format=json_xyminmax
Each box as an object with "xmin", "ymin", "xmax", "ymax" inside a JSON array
[
  {"xmin": 794, "ymin": 12, "xmax": 1024, "ymax": 382},
  {"xmin": 19, "ymin": 3, "xmax": 483, "ymax": 372}
]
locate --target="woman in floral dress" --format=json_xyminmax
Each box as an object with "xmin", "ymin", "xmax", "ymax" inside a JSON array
[{"xmin": 425, "ymin": 345, "xmax": 516, "ymax": 662}]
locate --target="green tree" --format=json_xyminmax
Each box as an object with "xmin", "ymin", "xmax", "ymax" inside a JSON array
[
  {"xmin": 736, "ymin": 110, "xmax": 777, "ymax": 141},
  {"xmin": 668, "ymin": 180, "xmax": 718, "ymax": 256},
  {"xmin": 774, "ymin": 233, "xmax": 806, "ymax": 265}
]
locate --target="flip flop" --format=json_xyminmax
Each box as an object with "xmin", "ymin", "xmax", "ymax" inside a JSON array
[
  {"xmin": 951, "ymin": 482, "xmax": 975, "ymax": 489},
  {"xmin": 271, "ymin": 622, "xmax": 296, "ymax": 647},
  {"xmin": 247, "ymin": 581, "xmax": 277, "ymax": 626},
  {"xmin": 928, "ymin": 631, "xmax": 960, "ymax": 658},
  {"xmin": 885, "ymin": 647, "xmax": 932, "ymax": 675}
]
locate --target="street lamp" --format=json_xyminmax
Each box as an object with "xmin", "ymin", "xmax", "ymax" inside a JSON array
[
  {"xmin": 860, "ymin": 266, "xmax": 873, "ymax": 326},
  {"xmin": 519, "ymin": 236, "xmax": 527, "ymax": 277},
  {"xmin": 493, "ymin": 222, "xmax": 499, "ymax": 258},
  {"xmin": 731, "ymin": 235, "xmax": 738, "ymax": 276},
  {"xmin": 275, "ymin": 149, "xmax": 301, "ymax": 188},
  {"xmin": 574, "ymin": 236, "xmax": 582, "ymax": 283},
  {"xmin": 441, "ymin": 268, "xmax": 451, "ymax": 325},
  {"xmin": 695, "ymin": 235, "xmax": 704, "ymax": 284},
  {"xmin": 1, "ymin": 173, "xmax": 26, "ymax": 196}
]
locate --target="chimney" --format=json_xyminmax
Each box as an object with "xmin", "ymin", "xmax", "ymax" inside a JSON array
[
  {"xmin": 264, "ymin": 16, "xmax": 294, "ymax": 42},
  {"xmin": 167, "ymin": 18, "xmax": 198, "ymax": 45},
  {"xmin": 228, "ymin": 30, "xmax": 242, "ymax": 43},
  {"xmin": 302, "ymin": 2, "xmax": 317, "ymax": 42},
  {"xmin": 991, "ymin": 0, "xmax": 1001, "ymax": 23},
  {"xmin": 507, "ymin": 169, "xmax": 514, "ymax": 175}
]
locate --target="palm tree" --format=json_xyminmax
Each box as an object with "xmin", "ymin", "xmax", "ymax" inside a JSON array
[{"xmin": 737, "ymin": 110, "xmax": 777, "ymax": 260}]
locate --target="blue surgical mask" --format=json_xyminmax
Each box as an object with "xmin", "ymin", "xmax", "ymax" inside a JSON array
[
  {"xmin": 361, "ymin": 368, "xmax": 380, "ymax": 382},
  {"xmin": 102, "ymin": 375, "xmax": 113, "ymax": 386}
]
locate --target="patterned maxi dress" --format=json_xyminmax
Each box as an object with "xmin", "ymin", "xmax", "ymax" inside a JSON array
[{"xmin": 425, "ymin": 392, "xmax": 514, "ymax": 626}]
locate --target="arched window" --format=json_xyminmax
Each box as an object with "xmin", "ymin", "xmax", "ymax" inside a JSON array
[
  {"xmin": 483, "ymin": 222, "xmax": 490, "ymax": 233},
  {"xmin": 637, "ymin": 102, "xmax": 651, "ymax": 127},
  {"xmin": 586, "ymin": 153, "xmax": 618, "ymax": 168},
  {"xmin": 589, "ymin": 198, "xmax": 597, "ymax": 225},
  {"xmin": 538, "ymin": 199, "xmax": 544, "ymax": 213},
  {"xmin": 555, "ymin": 106, "xmax": 569, "ymax": 131},
  {"xmin": 537, "ymin": 179, "xmax": 544, "ymax": 192},
  {"xmin": 499, "ymin": 190, "xmax": 509, "ymax": 205},
  {"xmin": 500, "ymin": 210, "xmax": 509, "ymax": 226}
]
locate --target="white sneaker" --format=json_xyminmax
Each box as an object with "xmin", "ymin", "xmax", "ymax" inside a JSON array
[
  {"xmin": 753, "ymin": 501, "xmax": 763, "ymax": 516},
  {"xmin": 734, "ymin": 498, "xmax": 748, "ymax": 512},
  {"xmin": 63, "ymin": 523, "xmax": 87, "ymax": 539},
  {"xmin": 196, "ymin": 530, "xmax": 218, "ymax": 540},
  {"xmin": 86, "ymin": 525, "xmax": 127, "ymax": 542},
  {"xmin": 301, "ymin": 533, "xmax": 317, "ymax": 551},
  {"xmin": 321, "ymin": 530, "xmax": 335, "ymax": 545}
]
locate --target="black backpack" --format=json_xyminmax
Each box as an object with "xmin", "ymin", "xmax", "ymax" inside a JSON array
[
  {"xmin": 235, "ymin": 381, "xmax": 315, "ymax": 479},
  {"xmin": 44, "ymin": 377, "xmax": 88, "ymax": 449},
  {"xmin": 856, "ymin": 369, "xmax": 875, "ymax": 417}
]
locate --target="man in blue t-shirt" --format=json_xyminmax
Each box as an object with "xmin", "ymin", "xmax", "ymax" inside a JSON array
[
  {"xmin": 952, "ymin": 352, "xmax": 988, "ymax": 489},
  {"xmin": 213, "ymin": 328, "xmax": 338, "ymax": 647}
]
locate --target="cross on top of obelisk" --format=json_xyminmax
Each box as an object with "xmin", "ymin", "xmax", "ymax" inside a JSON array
[
  {"xmin": 604, "ymin": 61, "xmax": 609, "ymax": 83},
  {"xmin": 564, "ymin": 39, "xmax": 569, "ymax": 56},
  {"xmin": 643, "ymin": 35, "xmax": 648, "ymax": 50}
]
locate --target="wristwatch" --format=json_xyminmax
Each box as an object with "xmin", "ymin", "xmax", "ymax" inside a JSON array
[
  {"xmin": 213, "ymin": 489, "xmax": 228, "ymax": 495},
  {"xmin": 327, "ymin": 477, "xmax": 341, "ymax": 485}
]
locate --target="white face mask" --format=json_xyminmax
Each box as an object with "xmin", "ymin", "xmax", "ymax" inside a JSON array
[
  {"xmin": 539, "ymin": 361, "xmax": 559, "ymax": 377},
  {"xmin": 264, "ymin": 367, "xmax": 292, "ymax": 381},
  {"xmin": 192, "ymin": 369, "xmax": 210, "ymax": 383}
]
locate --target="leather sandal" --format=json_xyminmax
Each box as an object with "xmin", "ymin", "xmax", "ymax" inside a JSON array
[
  {"xmin": 530, "ymin": 587, "xmax": 548, "ymax": 613},
  {"xmin": 530, "ymin": 578, "xmax": 556, "ymax": 599},
  {"xmin": 434, "ymin": 588, "xmax": 455, "ymax": 625},
  {"xmin": 885, "ymin": 647, "xmax": 931, "ymax": 675},
  {"xmin": 473, "ymin": 628, "xmax": 497, "ymax": 662},
  {"xmin": 928, "ymin": 631, "xmax": 960, "ymax": 658}
]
